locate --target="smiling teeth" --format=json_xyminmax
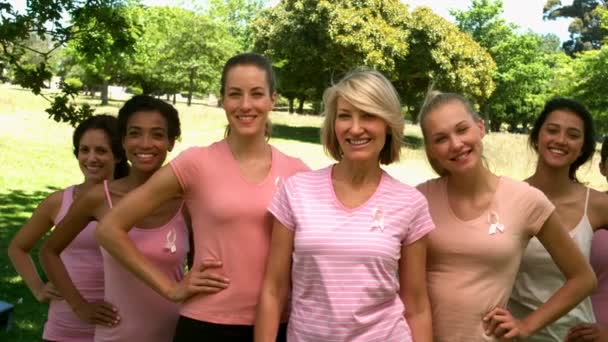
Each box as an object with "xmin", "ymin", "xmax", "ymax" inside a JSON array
[
  {"xmin": 349, "ymin": 139, "xmax": 370, "ymax": 145},
  {"xmin": 549, "ymin": 148, "xmax": 566, "ymax": 155}
]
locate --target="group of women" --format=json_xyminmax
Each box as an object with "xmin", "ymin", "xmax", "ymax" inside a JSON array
[{"xmin": 7, "ymin": 52, "xmax": 608, "ymax": 342}]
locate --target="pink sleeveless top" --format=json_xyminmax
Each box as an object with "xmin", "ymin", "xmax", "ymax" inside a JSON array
[
  {"xmin": 591, "ymin": 229, "xmax": 608, "ymax": 325},
  {"xmin": 94, "ymin": 181, "xmax": 188, "ymax": 342},
  {"xmin": 43, "ymin": 186, "xmax": 104, "ymax": 342}
]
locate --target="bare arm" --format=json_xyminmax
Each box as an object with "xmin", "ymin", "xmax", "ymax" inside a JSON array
[
  {"xmin": 486, "ymin": 212, "xmax": 597, "ymax": 338},
  {"xmin": 8, "ymin": 191, "xmax": 62, "ymax": 302},
  {"xmin": 94, "ymin": 165, "xmax": 227, "ymax": 302},
  {"xmin": 254, "ymin": 219, "xmax": 294, "ymax": 342},
  {"xmin": 400, "ymin": 236, "xmax": 432, "ymax": 342},
  {"xmin": 39, "ymin": 186, "xmax": 119, "ymax": 326}
]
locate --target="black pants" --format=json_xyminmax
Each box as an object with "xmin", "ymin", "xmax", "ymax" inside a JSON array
[{"xmin": 173, "ymin": 316, "xmax": 287, "ymax": 342}]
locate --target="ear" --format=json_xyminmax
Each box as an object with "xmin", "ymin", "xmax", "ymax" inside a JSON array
[
  {"xmin": 270, "ymin": 91, "xmax": 277, "ymax": 107},
  {"xmin": 477, "ymin": 119, "xmax": 486, "ymax": 138}
]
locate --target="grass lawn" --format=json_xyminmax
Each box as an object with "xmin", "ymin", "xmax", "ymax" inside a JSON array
[{"xmin": 1, "ymin": 84, "xmax": 606, "ymax": 341}]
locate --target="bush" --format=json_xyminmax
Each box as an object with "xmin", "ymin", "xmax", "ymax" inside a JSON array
[{"xmin": 64, "ymin": 77, "xmax": 83, "ymax": 90}]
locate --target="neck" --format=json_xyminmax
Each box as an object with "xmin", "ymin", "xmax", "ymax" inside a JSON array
[
  {"xmin": 124, "ymin": 168, "xmax": 155, "ymax": 187},
  {"xmin": 226, "ymin": 133, "xmax": 268, "ymax": 160},
  {"xmin": 446, "ymin": 164, "xmax": 498, "ymax": 197},
  {"xmin": 334, "ymin": 158, "xmax": 382, "ymax": 187},
  {"xmin": 527, "ymin": 160, "xmax": 575, "ymax": 198}
]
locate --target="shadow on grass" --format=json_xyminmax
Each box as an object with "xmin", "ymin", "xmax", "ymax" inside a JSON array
[
  {"xmin": 272, "ymin": 124, "xmax": 321, "ymax": 144},
  {"xmin": 403, "ymin": 134, "xmax": 424, "ymax": 149},
  {"xmin": 0, "ymin": 187, "xmax": 60, "ymax": 341}
]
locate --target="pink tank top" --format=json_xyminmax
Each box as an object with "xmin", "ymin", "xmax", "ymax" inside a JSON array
[
  {"xmin": 43, "ymin": 186, "xmax": 104, "ymax": 342},
  {"xmin": 591, "ymin": 229, "xmax": 608, "ymax": 326},
  {"xmin": 94, "ymin": 181, "xmax": 188, "ymax": 342}
]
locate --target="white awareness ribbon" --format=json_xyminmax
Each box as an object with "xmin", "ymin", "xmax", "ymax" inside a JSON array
[
  {"xmin": 371, "ymin": 206, "xmax": 385, "ymax": 232},
  {"xmin": 164, "ymin": 229, "xmax": 177, "ymax": 253},
  {"xmin": 488, "ymin": 211, "xmax": 505, "ymax": 235}
]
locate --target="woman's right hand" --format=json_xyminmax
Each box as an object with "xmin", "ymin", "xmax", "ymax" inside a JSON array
[
  {"xmin": 34, "ymin": 282, "xmax": 63, "ymax": 303},
  {"xmin": 74, "ymin": 301, "xmax": 120, "ymax": 327},
  {"xmin": 170, "ymin": 259, "xmax": 229, "ymax": 302}
]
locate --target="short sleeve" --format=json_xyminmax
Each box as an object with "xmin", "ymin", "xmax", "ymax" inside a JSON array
[
  {"xmin": 169, "ymin": 147, "xmax": 201, "ymax": 195},
  {"xmin": 404, "ymin": 192, "xmax": 435, "ymax": 245},
  {"xmin": 268, "ymin": 178, "xmax": 296, "ymax": 231},
  {"xmin": 524, "ymin": 186, "xmax": 556, "ymax": 236}
]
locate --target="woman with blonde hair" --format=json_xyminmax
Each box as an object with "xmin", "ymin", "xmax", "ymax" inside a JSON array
[
  {"xmin": 255, "ymin": 69, "xmax": 434, "ymax": 342},
  {"xmin": 416, "ymin": 91, "xmax": 596, "ymax": 341}
]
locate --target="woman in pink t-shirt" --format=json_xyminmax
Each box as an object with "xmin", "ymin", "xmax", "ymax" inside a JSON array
[
  {"xmin": 256, "ymin": 70, "xmax": 434, "ymax": 342},
  {"xmin": 506, "ymin": 98, "xmax": 608, "ymax": 341},
  {"xmin": 416, "ymin": 91, "xmax": 597, "ymax": 341},
  {"xmin": 40, "ymin": 96, "xmax": 187, "ymax": 342},
  {"xmin": 94, "ymin": 53, "xmax": 308, "ymax": 341},
  {"xmin": 8, "ymin": 115, "xmax": 127, "ymax": 342}
]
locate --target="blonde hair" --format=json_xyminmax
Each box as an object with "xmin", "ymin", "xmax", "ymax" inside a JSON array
[
  {"xmin": 320, "ymin": 69, "xmax": 403, "ymax": 165},
  {"xmin": 418, "ymin": 91, "xmax": 481, "ymax": 176}
]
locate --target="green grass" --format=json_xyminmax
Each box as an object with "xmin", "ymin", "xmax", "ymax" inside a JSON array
[{"xmin": 1, "ymin": 84, "xmax": 607, "ymax": 340}]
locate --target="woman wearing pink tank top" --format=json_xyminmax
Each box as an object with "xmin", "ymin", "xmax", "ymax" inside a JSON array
[
  {"xmin": 8, "ymin": 115, "xmax": 128, "ymax": 341},
  {"xmin": 40, "ymin": 96, "xmax": 188, "ymax": 342},
  {"xmin": 508, "ymin": 98, "xmax": 608, "ymax": 341},
  {"xmin": 590, "ymin": 137, "xmax": 608, "ymax": 330}
]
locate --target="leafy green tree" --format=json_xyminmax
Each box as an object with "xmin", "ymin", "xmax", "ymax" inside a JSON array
[
  {"xmin": 544, "ymin": 0, "xmax": 608, "ymax": 55},
  {"xmin": 571, "ymin": 46, "xmax": 608, "ymax": 135},
  {"xmin": 0, "ymin": 0, "xmax": 137, "ymax": 125},
  {"xmin": 253, "ymin": 0, "xmax": 494, "ymax": 120},
  {"xmin": 206, "ymin": 0, "xmax": 266, "ymax": 51}
]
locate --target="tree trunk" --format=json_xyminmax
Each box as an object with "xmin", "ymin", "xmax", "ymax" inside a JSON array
[
  {"xmin": 172, "ymin": 93, "xmax": 176, "ymax": 105},
  {"xmin": 288, "ymin": 98, "xmax": 294, "ymax": 113},
  {"xmin": 187, "ymin": 68, "xmax": 195, "ymax": 107},
  {"xmin": 166, "ymin": 94, "xmax": 171, "ymax": 101},
  {"xmin": 100, "ymin": 80, "xmax": 109, "ymax": 106},
  {"xmin": 297, "ymin": 97, "xmax": 305, "ymax": 114}
]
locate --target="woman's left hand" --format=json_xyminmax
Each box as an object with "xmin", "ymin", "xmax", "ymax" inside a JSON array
[
  {"xmin": 565, "ymin": 323, "xmax": 607, "ymax": 342},
  {"xmin": 483, "ymin": 307, "xmax": 531, "ymax": 340}
]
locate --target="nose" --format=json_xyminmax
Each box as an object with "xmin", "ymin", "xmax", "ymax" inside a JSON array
[
  {"xmin": 556, "ymin": 132, "xmax": 567, "ymax": 145},
  {"xmin": 448, "ymin": 135, "xmax": 464, "ymax": 150},
  {"xmin": 240, "ymin": 94, "xmax": 252, "ymax": 111},
  {"xmin": 350, "ymin": 117, "xmax": 364, "ymax": 135}
]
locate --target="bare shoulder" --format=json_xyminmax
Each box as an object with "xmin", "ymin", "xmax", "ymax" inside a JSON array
[
  {"xmin": 588, "ymin": 188, "xmax": 608, "ymax": 229},
  {"xmin": 37, "ymin": 189, "xmax": 66, "ymax": 219}
]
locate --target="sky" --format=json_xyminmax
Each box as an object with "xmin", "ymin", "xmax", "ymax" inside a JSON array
[
  {"xmin": 404, "ymin": 0, "xmax": 573, "ymax": 41},
  {"xmin": 10, "ymin": 0, "xmax": 574, "ymax": 42}
]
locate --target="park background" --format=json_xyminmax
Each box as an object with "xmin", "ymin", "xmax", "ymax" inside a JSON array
[{"xmin": 1, "ymin": 0, "xmax": 607, "ymax": 340}]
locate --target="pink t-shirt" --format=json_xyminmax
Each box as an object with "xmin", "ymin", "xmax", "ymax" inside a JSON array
[
  {"xmin": 44, "ymin": 186, "xmax": 104, "ymax": 342},
  {"xmin": 170, "ymin": 140, "xmax": 309, "ymax": 325},
  {"xmin": 417, "ymin": 177, "xmax": 555, "ymax": 342},
  {"xmin": 591, "ymin": 229, "xmax": 608, "ymax": 326},
  {"xmin": 268, "ymin": 166, "xmax": 435, "ymax": 342},
  {"xmin": 94, "ymin": 181, "xmax": 187, "ymax": 342}
]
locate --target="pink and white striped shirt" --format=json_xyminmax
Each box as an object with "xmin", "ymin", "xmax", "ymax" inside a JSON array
[{"xmin": 269, "ymin": 165, "xmax": 434, "ymax": 342}]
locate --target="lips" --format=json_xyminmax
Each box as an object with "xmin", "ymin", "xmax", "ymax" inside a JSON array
[
  {"xmin": 236, "ymin": 114, "xmax": 257, "ymax": 123},
  {"xmin": 548, "ymin": 147, "xmax": 567, "ymax": 156},
  {"xmin": 449, "ymin": 149, "xmax": 472, "ymax": 161},
  {"xmin": 347, "ymin": 138, "xmax": 371, "ymax": 146},
  {"xmin": 133, "ymin": 152, "xmax": 156, "ymax": 163}
]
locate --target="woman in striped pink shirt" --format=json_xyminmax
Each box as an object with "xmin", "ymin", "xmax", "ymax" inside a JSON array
[{"xmin": 255, "ymin": 69, "xmax": 434, "ymax": 342}]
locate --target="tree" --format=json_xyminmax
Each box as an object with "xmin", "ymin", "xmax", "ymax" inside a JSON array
[
  {"xmin": 119, "ymin": 6, "xmax": 237, "ymax": 105},
  {"xmin": 206, "ymin": 0, "xmax": 266, "ymax": 51},
  {"xmin": 571, "ymin": 45, "xmax": 608, "ymax": 135},
  {"xmin": 0, "ymin": 0, "xmax": 137, "ymax": 125},
  {"xmin": 544, "ymin": 0, "xmax": 608, "ymax": 55},
  {"xmin": 252, "ymin": 0, "xmax": 494, "ymax": 119}
]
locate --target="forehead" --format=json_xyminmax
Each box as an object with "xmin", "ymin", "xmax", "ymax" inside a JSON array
[
  {"xmin": 79, "ymin": 129, "xmax": 110, "ymax": 145},
  {"xmin": 423, "ymin": 101, "xmax": 474, "ymax": 132},
  {"xmin": 544, "ymin": 109, "xmax": 584, "ymax": 129},
  {"xmin": 127, "ymin": 110, "xmax": 168, "ymax": 129},
  {"xmin": 225, "ymin": 65, "xmax": 268, "ymax": 89}
]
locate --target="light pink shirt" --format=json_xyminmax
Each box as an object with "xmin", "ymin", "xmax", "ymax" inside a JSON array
[
  {"xmin": 269, "ymin": 166, "xmax": 435, "ymax": 342},
  {"xmin": 94, "ymin": 181, "xmax": 187, "ymax": 342},
  {"xmin": 418, "ymin": 177, "xmax": 554, "ymax": 342},
  {"xmin": 170, "ymin": 140, "xmax": 309, "ymax": 325},
  {"xmin": 44, "ymin": 186, "xmax": 104, "ymax": 342},
  {"xmin": 591, "ymin": 229, "xmax": 608, "ymax": 326}
]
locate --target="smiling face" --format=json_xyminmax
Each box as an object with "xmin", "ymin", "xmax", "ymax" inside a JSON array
[
  {"xmin": 536, "ymin": 109, "xmax": 585, "ymax": 171},
  {"xmin": 77, "ymin": 129, "xmax": 117, "ymax": 183},
  {"xmin": 423, "ymin": 100, "xmax": 485, "ymax": 175},
  {"xmin": 222, "ymin": 64, "xmax": 275, "ymax": 138},
  {"xmin": 334, "ymin": 97, "xmax": 388, "ymax": 164},
  {"xmin": 122, "ymin": 110, "xmax": 173, "ymax": 173}
]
